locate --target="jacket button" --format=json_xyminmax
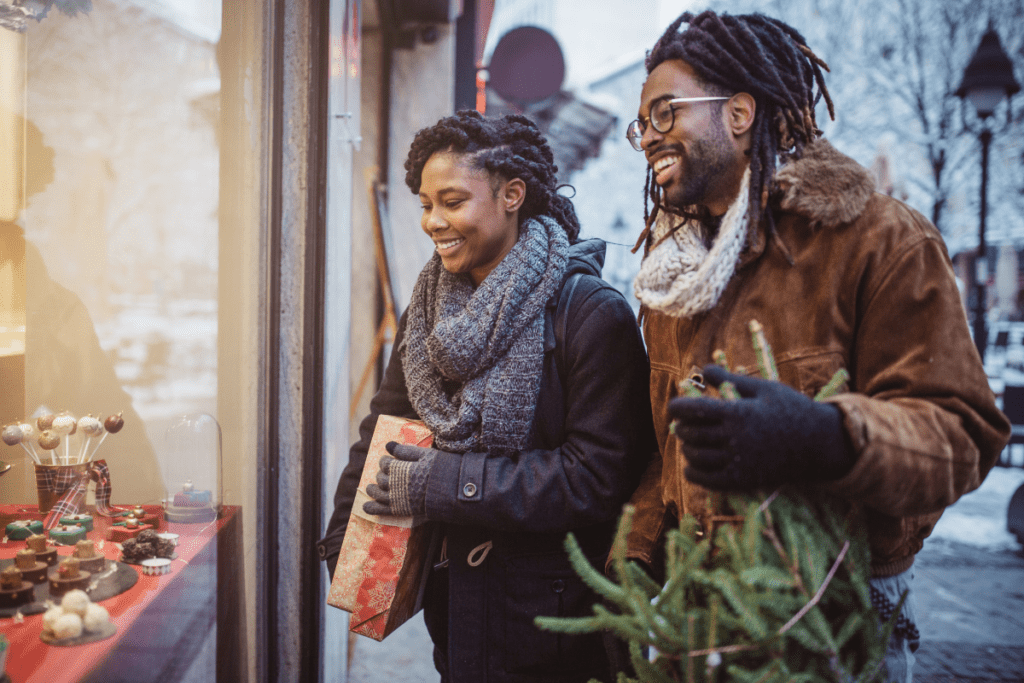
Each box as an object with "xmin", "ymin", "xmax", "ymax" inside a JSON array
[
  {"xmin": 551, "ymin": 579, "xmax": 565, "ymax": 593},
  {"xmin": 462, "ymin": 482, "xmax": 477, "ymax": 498}
]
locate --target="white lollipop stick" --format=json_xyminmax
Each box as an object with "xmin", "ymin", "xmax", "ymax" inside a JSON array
[
  {"xmin": 18, "ymin": 442, "xmax": 40, "ymax": 465},
  {"xmin": 87, "ymin": 431, "xmax": 109, "ymax": 462}
]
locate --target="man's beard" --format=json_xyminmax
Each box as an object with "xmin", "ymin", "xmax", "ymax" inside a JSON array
[{"xmin": 662, "ymin": 120, "xmax": 733, "ymax": 212}]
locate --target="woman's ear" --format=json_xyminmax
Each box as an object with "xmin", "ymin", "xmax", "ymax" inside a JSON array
[{"xmin": 503, "ymin": 178, "xmax": 526, "ymax": 213}]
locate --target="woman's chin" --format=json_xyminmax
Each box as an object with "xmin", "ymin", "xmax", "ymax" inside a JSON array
[{"xmin": 439, "ymin": 259, "xmax": 466, "ymax": 275}]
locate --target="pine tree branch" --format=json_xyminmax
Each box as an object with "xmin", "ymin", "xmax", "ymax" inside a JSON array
[{"xmin": 779, "ymin": 541, "xmax": 850, "ymax": 634}]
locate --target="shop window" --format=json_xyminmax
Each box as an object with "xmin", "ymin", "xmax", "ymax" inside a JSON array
[{"xmin": 1, "ymin": 2, "xmax": 259, "ymax": 680}]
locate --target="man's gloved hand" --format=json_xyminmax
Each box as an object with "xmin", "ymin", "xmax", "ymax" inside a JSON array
[
  {"xmin": 668, "ymin": 365, "xmax": 856, "ymax": 491},
  {"xmin": 363, "ymin": 442, "xmax": 439, "ymax": 517}
]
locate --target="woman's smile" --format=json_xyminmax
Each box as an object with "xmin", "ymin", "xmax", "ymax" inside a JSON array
[{"xmin": 434, "ymin": 236, "xmax": 466, "ymax": 254}]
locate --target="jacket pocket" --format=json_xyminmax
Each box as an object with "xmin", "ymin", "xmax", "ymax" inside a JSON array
[
  {"xmin": 776, "ymin": 349, "xmax": 847, "ymax": 398},
  {"xmin": 502, "ymin": 550, "xmax": 606, "ymax": 677}
]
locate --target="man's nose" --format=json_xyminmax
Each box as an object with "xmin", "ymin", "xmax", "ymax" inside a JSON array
[{"xmin": 641, "ymin": 122, "xmax": 663, "ymax": 152}]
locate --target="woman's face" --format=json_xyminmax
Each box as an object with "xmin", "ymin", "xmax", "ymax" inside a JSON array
[{"xmin": 418, "ymin": 152, "xmax": 525, "ymax": 286}]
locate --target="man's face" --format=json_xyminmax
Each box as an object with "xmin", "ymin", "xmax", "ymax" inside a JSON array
[{"xmin": 638, "ymin": 60, "xmax": 738, "ymax": 214}]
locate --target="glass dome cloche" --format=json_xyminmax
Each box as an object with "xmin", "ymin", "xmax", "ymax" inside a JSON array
[{"xmin": 161, "ymin": 413, "xmax": 222, "ymax": 523}]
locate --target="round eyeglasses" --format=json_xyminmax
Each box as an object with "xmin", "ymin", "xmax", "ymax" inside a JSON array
[{"xmin": 626, "ymin": 97, "xmax": 730, "ymax": 151}]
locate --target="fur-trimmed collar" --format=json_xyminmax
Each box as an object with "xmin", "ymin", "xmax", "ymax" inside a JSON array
[{"xmin": 774, "ymin": 138, "xmax": 875, "ymax": 230}]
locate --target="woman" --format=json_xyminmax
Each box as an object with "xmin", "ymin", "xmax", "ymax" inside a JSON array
[{"xmin": 318, "ymin": 111, "xmax": 654, "ymax": 682}]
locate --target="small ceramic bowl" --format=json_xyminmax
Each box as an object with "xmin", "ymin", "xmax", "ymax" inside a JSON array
[{"xmin": 139, "ymin": 558, "xmax": 172, "ymax": 576}]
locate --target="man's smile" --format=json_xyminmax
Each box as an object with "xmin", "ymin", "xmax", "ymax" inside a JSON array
[{"xmin": 653, "ymin": 154, "xmax": 681, "ymax": 186}]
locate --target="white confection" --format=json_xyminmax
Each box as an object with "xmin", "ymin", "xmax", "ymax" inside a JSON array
[
  {"xmin": 1, "ymin": 424, "xmax": 22, "ymax": 445},
  {"xmin": 42, "ymin": 606, "xmax": 64, "ymax": 633},
  {"xmin": 78, "ymin": 416, "xmax": 103, "ymax": 436},
  {"xmin": 53, "ymin": 613, "xmax": 84, "ymax": 639},
  {"xmin": 60, "ymin": 589, "xmax": 91, "ymax": 617},
  {"xmin": 83, "ymin": 603, "xmax": 111, "ymax": 632},
  {"xmin": 52, "ymin": 415, "xmax": 76, "ymax": 435},
  {"xmin": 18, "ymin": 423, "xmax": 35, "ymax": 440}
]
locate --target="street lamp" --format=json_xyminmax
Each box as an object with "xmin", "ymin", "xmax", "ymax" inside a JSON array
[{"xmin": 956, "ymin": 26, "xmax": 1020, "ymax": 364}]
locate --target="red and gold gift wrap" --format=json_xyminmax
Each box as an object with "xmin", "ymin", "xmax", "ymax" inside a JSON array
[{"xmin": 327, "ymin": 416, "xmax": 435, "ymax": 641}]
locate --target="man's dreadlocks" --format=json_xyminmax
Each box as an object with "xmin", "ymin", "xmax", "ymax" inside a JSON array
[
  {"xmin": 637, "ymin": 10, "xmax": 834, "ymax": 252},
  {"xmin": 405, "ymin": 110, "xmax": 581, "ymax": 242}
]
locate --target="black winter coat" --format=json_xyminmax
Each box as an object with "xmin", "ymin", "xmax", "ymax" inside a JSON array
[{"xmin": 318, "ymin": 239, "xmax": 655, "ymax": 682}]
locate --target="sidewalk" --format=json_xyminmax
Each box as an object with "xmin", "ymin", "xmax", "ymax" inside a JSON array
[{"xmin": 912, "ymin": 467, "xmax": 1024, "ymax": 682}]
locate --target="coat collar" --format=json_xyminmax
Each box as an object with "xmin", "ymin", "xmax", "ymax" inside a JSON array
[
  {"xmin": 736, "ymin": 138, "xmax": 875, "ymax": 268},
  {"xmin": 774, "ymin": 137, "xmax": 876, "ymax": 230}
]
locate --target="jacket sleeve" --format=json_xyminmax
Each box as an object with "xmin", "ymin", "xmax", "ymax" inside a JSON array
[
  {"xmin": 316, "ymin": 312, "xmax": 418, "ymax": 573},
  {"xmin": 423, "ymin": 279, "xmax": 655, "ymax": 533},
  {"xmin": 824, "ymin": 207, "xmax": 1010, "ymax": 517},
  {"xmin": 615, "ymin": 455, "xmax": 671, "ymax": 579}
]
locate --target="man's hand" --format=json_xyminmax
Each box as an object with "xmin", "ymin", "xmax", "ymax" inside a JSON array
[
  {"xmin": 363, "ymin": 442, "xmax": 439, "ymax": 517},
  {"xmin": 668, "ymin": 365, "xmax": 855, "ymax": 491}
]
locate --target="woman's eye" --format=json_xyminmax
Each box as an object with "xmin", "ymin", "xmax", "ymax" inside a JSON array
[
  {"xmin": 445, "ymin": 200, "xmax": 462, "ymax": 209},
  {"xmin": 420, "ymin": 205, "xmax": 431, "ymax": 211}
]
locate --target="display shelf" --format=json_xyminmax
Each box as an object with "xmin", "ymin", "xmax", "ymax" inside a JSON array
[{"xmin": 0, "ymin": 504, "xmax": 242, "ymax": 683}]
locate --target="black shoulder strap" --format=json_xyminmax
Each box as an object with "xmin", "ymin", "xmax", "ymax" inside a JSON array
[{"xmin": 555, "ymin": 272, "xmax": 585, "ymax": 381}]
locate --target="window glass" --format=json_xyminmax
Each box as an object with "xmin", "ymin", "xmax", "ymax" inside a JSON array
[{"xmin": 1, "ymin": 2, "xmax": 255, "ymax": 680}]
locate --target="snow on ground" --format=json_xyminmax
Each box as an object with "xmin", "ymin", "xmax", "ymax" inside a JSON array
[{"xmin": 928, "ymin": 466, "xmax": 1024, "ymax": 551}]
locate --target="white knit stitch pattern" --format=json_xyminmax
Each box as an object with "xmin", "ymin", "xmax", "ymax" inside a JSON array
[{"xmin": 633, "ymin": 168, "xmax": 751, "ymax": 318}]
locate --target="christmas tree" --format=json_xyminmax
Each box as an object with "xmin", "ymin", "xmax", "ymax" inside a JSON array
[{"xmin": 538, "ymin": 321, "xmax": 900, "ymax": 683}]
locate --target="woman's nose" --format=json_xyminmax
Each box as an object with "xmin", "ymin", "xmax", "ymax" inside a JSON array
[{"xmin": 423, "ymin": 207, "xmax": 446, "ymax": 232}]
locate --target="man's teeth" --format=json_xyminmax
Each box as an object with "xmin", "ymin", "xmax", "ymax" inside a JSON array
[
  {"xmin": 436, "ymin": 238, "xmax": 464, "ymax": 251},
  {"xmin": 654, "ymin": 156, "xmax": 680, "ymax": 174}
]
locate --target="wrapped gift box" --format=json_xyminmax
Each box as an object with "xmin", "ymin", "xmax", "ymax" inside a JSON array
[
  {"xmin": 327, "ymin": 415, "xmax": 436, "ymax": 641},
  {"xmin": 107, "ymin": 523, "xmax": 154, "ymax": 542}
]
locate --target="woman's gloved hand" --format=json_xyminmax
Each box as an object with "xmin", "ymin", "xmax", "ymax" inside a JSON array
[
  {"xmin": 668, "ymin": 365, "xmax": 856, "ymax": 491},
  {"xmin": 363, "ymin": 442, "xmax": 439, "ymax": 517}
]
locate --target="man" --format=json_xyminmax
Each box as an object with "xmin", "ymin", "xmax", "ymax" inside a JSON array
[{"xmin": 624, "ymin": 10, "xmax": 1010, "ymax": 681}]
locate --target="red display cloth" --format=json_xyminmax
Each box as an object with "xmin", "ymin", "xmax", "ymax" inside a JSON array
[{"xmin": 0, "ymin": 504, "xmax": 238, "ymax": 683}]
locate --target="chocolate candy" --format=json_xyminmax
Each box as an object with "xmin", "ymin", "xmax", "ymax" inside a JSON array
[
  {"xmin": 104, "ymin": 413, "xmax": 125, "ymax": 434},
  {"xmin": 57, "ymin": 557, "xmax": 80, "ymax": 579},
  {"xmin": 26, "ymin": 534, "xmax": 48, "ymax": 552},
  {"xmin": 1, "ymin": 565, "xmax": 23, "ymax": 589},
  {"xmin": 74, "ymin": 540, "xmax": 97, "ymax": 559},
  {"xmin": 15, "ymin": 549, "xmax": 37, "ymax": 569}
]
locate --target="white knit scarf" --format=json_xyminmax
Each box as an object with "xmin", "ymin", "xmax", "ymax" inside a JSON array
[{"xmin": 633, "ymin": 167, "xmax": 751, "ymax": 318}]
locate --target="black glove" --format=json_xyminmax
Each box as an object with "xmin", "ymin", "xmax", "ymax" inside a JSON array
[
  {"xmin": 668, "ymin": 365, "xmax": 856, "ymax": 491},
  {"xmin": 363, "ymin": 441, "xmax": 438, "ymax": 517}
]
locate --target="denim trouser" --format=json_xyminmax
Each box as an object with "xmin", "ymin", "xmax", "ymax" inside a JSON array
[{"xmin": 869, "ymin": 567, "xmax": 920, "ymax": 683}]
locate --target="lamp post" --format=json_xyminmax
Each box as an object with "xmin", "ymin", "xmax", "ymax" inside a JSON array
[{"xmin": 956, "ymin": 27, "xmax": 1020, "ymax": 364}]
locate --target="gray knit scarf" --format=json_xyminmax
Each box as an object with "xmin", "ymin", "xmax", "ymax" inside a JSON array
[{"xmin": 401, "ymin": 216, "xmax": 569, "ymax": 454}]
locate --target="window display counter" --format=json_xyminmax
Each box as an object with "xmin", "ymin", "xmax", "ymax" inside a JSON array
[{"xmin": 0, "ymin": 504, "xmax": 243, "ymax": 682}]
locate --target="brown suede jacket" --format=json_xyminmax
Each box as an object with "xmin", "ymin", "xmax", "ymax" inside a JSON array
[{"xmin": 627, "ymin": 138, "xmax": 1011, "ymax": 577}]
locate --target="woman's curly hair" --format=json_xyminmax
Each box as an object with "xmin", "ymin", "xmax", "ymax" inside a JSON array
[{"xmin": 404, "ymin": 110, "xmax": 581, "ymax": 242}]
